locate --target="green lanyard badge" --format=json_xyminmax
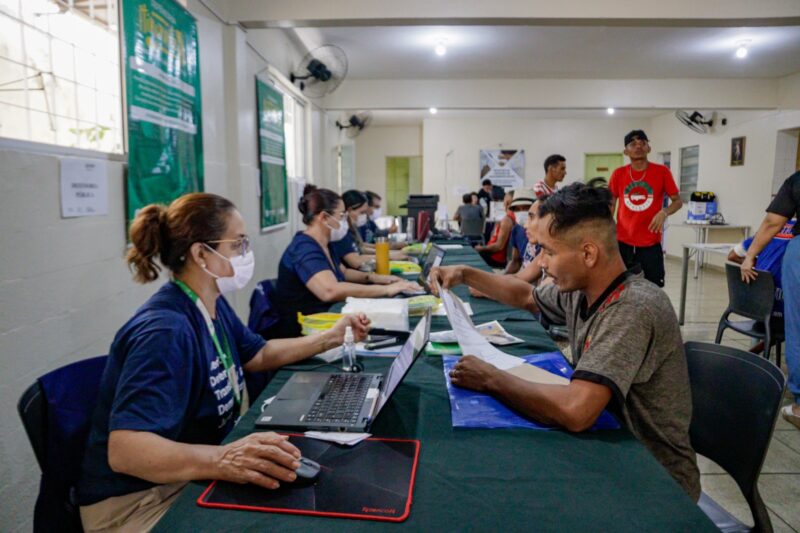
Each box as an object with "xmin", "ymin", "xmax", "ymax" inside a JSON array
[{"xmin": 174, "ymin": 279, "xmax": 249, "ymax": 415}]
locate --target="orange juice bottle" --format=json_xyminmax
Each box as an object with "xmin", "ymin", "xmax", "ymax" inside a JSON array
[{"xmin": 375, "ymin": 237, "xmax": 390, "ymax": 276}]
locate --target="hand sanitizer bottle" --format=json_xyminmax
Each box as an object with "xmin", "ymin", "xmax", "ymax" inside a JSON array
[{"xmin": 342, "ymin": 326, "xmax": 356, "ymax": 372}]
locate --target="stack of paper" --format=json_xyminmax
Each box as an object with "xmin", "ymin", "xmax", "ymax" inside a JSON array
[{"xmin": 304, "ymin": 431, "xmax": 371, "ymax": 446}]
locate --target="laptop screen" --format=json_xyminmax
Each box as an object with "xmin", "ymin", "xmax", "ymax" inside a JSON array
[{"xmin": 374, "ymin": 309, "xmax": 431, "ymax": 415}]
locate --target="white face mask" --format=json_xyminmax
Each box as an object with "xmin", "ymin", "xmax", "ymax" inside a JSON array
[
  {"xmin": 515, "ymin": 211, "xmax": 529, "ymax": 227},
  {"xmin": 202, "ymin": 245, "xmax": 255, "ymax": 294},
  {"xmin": 370, "ymin": 208, "xmax": 382, "ymax": 221},
  {"xmin": 356, "ymin": 213, "xmax": 368, "ymax": 227},
  {"xmin": 326, "ymin": 216, "xmax": 349, "ymax": 242}
]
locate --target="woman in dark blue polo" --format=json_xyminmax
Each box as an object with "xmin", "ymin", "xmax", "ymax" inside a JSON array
[
  {"xmin": 77, "ymin": 193, "xmax": 370, "ymax": 531},
  {"xmin": 331, "ymin": 189, "xmax": 408, "ymax": 270},
  {"xmin": 274, "ymin": 185, "xmax": 420, "ymax": 338}
]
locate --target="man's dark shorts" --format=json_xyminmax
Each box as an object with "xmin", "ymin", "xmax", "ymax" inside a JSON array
[{"xmin": 618, "ymin": 242, "xmax": 665, "ymax": 287}]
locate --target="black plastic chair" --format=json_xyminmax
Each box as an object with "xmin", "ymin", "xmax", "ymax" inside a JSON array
[
  {"xmin": 716, "ymin": 263, "xmax": 784, "ymax": 367},
  {"xmin": 18, "ymin": 355, "xmax": 108, "ymax": 533},
  {"xmin": 247, "ymin": 279, "xmax": 280, "ymax": 400},
  {"xmin": 685, "ymin": 342, "xmax": 786, "ymax": 533}
]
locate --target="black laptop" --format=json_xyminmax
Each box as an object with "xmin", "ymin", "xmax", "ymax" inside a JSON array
[{"xmin": 255, "ymin": 309, "xmax": 432, "ymax": 432}]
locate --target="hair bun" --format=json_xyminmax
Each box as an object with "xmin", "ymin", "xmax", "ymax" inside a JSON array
[
  {"xmin": 126, "ymin": 203, "xmax": 168, "ymax": 283},
  {"xmin": 302, "ymin": 184, "xmax": 318, "ymax": 197}
]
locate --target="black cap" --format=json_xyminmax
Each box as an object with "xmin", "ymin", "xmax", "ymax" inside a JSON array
[{"xmin": 624, "ymin": 130, "xmax": 649, "ymax": 146}]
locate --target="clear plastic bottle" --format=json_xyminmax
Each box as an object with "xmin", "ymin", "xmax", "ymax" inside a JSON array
[{"xmin": 342, "ymin": 326, "xmax": 356, "ymax": 371}]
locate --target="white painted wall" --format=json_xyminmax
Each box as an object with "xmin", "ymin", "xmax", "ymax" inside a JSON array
[
  {"xmin": 422, "ymin": 117, "xmax": 647, "ymax": 214},
  {"xmin": 0, "ymin": 2, "xmax": 315, "ymax": 529},
  {"xmin": 354, "ymin": 126, "xmax": 423, "ymax": 199},
  {"xmin": 650, "ymin": 109, "xmax": 800, "ymax": 266}
]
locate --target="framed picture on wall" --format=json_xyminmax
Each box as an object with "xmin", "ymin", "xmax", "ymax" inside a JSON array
[{"xmin": 730, "ymin": 136, "xmax": 746, "ymax": 166}]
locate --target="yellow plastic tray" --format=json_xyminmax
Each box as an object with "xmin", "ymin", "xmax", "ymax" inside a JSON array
[{"xmin": 297, "ymin": 312, "xmax": 343, "ymax": 336}]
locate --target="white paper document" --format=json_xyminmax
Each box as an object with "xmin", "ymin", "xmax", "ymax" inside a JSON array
[
  {"xmin": 60, "ymin": 157, "xmax": 108, "ymax": 217},
  {"xmin": 432, "ymin": 300, "xmax": 473, "ymax": 317},
  {"xmin": 304, "ymin": 431, "xmax": 371, "ymax": 446},
  {"xmin": 429, "ymin": 320, "xmax": 524, "ymax": 346},
  {"xmin": 438, "ymin": 244, "xmax": 464, "ymax": 250},
  {"xmin": 439, "ymin": 288, "xmax": 523, "ymax": 371},
  {"xmin": 356, "ymin": 342, "xmax": 402, "ymax": 357}
]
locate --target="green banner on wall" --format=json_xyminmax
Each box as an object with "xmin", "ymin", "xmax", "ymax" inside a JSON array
[
  {"xmin": 256, "ymin": 78, "xmax": 288, "ymax": 229},
  {"xmin": 123, "ymin": 0, "xmax": 203, "ymax": 224}
]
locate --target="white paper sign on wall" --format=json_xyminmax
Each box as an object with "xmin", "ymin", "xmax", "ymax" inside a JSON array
[{"xmin": 60, "ymin": 157, "xmax": 108, "ymax": 218}]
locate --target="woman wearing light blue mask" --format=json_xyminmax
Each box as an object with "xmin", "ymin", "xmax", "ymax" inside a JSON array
[
  {"xmin": 78, "ymin": 193, "xmax": 372, "ymax": 531},
  {"xmin": 273, "ymin": 185, "xmax": 420, "ymax": 338}
]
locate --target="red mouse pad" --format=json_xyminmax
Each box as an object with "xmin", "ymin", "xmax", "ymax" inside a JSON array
[{"xmin": 197, "ymin": 435, "xmax": 421, "ymax": 522}]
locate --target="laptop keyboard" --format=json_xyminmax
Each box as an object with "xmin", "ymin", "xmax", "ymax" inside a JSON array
[{"xmin": 305, "ymin": 374, "xmax": 372, "ymax": 424}]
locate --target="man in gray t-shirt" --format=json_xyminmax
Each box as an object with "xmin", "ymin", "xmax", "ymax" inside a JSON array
[
  {"xmin": 431, "ymin": 183, "xmax": 700, "ymax": 501},
  {"xmin": 534, "ymin": 273, "xmax": 699, "ymax": 499}
]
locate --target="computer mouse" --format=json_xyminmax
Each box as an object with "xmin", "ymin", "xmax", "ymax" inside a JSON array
[{"xmin": 291, "ymin": 457, "xmax": 321, "ymax": 486}]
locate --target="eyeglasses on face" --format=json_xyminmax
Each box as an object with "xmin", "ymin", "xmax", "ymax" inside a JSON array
[{"xmin": 206, "ymin": 236, "xmax": 251, "ymax": 256}]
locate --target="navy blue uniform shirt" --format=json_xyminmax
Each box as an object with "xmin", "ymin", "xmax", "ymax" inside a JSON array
[
  {"xmin": 274, "ymin": 232, "xmax": 346, "ymax": 337},
  {"xmin": 78, "ymin": 282, "xmax": 265, "ymax": 505}
]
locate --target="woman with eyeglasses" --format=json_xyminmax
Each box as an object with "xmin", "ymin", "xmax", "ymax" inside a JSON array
[
  {"xmin": 77, "ymin": 193, "xmax": 370, "ymax": 531},
  {"xmin": 273, "ymin": 185, "xmax": 421, "ymax": 338}
]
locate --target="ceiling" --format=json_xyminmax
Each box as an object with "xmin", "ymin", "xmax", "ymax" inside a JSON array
[
  {"xmin": 363, "ymin": 108, "xmax": 668, "ymax": 126},
  {"xmin": 287, "ymin": 25, "xmax": 800, "ymax": 79}
]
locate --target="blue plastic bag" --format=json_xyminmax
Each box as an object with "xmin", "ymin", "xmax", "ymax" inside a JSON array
[{"xmin": 443, "ymin": 351, "xmax": 620, "ymax": 431}]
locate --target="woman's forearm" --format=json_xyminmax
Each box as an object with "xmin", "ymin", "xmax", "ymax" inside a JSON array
[{"xmin": 108, "ymin": 430, "xmax": 220, "ymax": 484}]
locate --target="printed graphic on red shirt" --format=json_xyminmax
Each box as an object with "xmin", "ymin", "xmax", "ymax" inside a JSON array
[{"xmin": 623, "ymin": 181, "xmax": 654, "ymax": 212}]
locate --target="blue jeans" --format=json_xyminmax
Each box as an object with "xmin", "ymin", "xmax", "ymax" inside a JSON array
[{"xmin": 783, "ymin": 236, "xmax": 800, "ymax": 404}]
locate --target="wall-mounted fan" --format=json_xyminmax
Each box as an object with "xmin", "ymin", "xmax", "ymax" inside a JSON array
[
  {"xmin": 336, "ymin": 111, "xmax": 373, "ymax": 139},
  {"xmin": 675, "ymin": 110, "xmax": 727, "ymax": 134},
  {"xmin": 290, "ymin": 45, "xmax": 348, "ymax": 98}
]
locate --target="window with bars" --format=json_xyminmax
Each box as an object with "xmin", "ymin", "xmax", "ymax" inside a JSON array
[
  {"xmin": 0, "ymin": 0, "xmax": 122, "ymax": 153},
  {"xmin": 679, "ymin": 145, "xmax": 699, "ymax": 202}
]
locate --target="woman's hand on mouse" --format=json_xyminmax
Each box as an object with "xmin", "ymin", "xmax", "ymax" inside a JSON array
[{"xmin": 214, "ymin": 432, "xmax": 301, "ymax": 489}]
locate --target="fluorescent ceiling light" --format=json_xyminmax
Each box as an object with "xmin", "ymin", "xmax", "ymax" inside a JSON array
[
  {"xmin": 606, "ymin": 107, "xmax": 616, "ymax": 115},
  {"xmin": 434, "ymin": 40, "xmax": 447, "ymax": 57},
  {"xmin": 429, "ymin": 107, "xmax": 438, "ymax": 115},
  {"xmin": 735, "ymin": 40, "xmax": 750, "ymax": 59}
]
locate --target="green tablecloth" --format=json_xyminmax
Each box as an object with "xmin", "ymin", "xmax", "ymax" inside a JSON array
[{"xmin": 155, "ymin": 246, "xmax": 714, "ymax": 532}]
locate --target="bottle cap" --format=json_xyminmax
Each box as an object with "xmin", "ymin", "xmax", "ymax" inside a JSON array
[{"xmin": 344, "ymin": 326, "xmax": 354, "ymax": 343}]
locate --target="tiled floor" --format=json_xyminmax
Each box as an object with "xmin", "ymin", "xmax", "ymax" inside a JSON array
[{"xmin": 663, "ymin": 257, "xmax": 799, "ymax": 532}]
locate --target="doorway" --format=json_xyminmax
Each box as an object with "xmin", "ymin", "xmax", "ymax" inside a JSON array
[
  {"xmin": 584, "ymin": 153, "xmax": 624, "ymax": 185},
  {"xmin": 386, "ymin": 156, "xmax": 422, "ymax": 216}
]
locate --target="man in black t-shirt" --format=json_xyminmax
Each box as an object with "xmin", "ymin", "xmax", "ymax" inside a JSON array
[{"xmin": 742, "ymin": 171, "xmax": 800, "ymax": 429}]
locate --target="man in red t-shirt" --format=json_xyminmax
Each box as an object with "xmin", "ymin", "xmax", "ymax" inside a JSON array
[{"xmin": 609, "ymin": 130, "xmax": 683, "ymax": 287}]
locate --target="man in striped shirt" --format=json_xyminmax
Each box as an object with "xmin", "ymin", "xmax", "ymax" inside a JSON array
[{"xmin": 534, "ymin": 154, "xmax": 567, "ymax": 198}]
